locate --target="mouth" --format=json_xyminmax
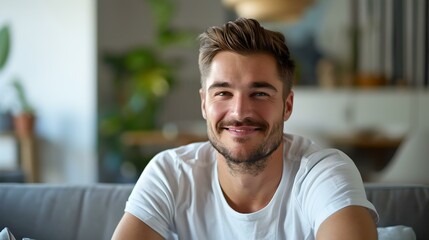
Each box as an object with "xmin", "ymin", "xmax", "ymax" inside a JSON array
[
  {"xmin": 224, "ymin": 127, "xmax": 259, "ymax": 138},
  {"xmin": 224, "ymin": 126, "xmax": 261, "ymax": 132},
  {"xmin": 220, "ymin": 121, "xmax": 265, "ymax": 137},
  {"xmin": 217, "ymin": 117, "xmax": 267, "ymax": 136}
]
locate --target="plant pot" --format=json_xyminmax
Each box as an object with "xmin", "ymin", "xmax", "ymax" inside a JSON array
[{"xmin": 13, "ymin": 113, "xmax": 35, "ymax": 138}]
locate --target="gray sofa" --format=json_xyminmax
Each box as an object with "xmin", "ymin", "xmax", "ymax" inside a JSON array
[{"xmin": 0, "ymin": 183, "xmax": 428, "ymax": 240}]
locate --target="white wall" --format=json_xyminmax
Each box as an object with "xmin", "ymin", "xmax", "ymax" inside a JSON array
[{"xmin": 0, "ymin": 0, "xmax": 97, "ymax": 183}]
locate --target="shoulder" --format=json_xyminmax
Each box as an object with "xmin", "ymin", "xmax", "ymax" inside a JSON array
[
  {"xmin": 149, "ymin": 141, "xmax": 215, "ymax": 169},
  {"xmin": 283, "ymin": 133, "xmax": 353, "ymax": 173},
  {"xmin": 285, "ymin": 134, "xmax": 378, "ymax": 231},
  {"xmin": 284, "ymin": 133, "xmax": 367, "ymax": 203},
  {"xmin": 283, "ymin": 133, "xmax": 327, "ymax": 162},
  {"xmin": 128, "ymin": 141, "xmax": 216, "ymax": 214},
  {"xmin": 126, "ymin": 141, "xmax": 217, "ymax": 238}
]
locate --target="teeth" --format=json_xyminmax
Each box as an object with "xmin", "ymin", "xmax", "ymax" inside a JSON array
[
  {"xmin": 222, "ymin": 126, "xmax": 260, "ymax": 132},
  {"xmin": 230, "ymin": 128, "xmax": 255, "ymax": 132}
]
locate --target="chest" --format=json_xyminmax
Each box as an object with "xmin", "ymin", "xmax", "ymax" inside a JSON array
[{"xmin": 172, "ymin": 179, "xmax": 313, "ymax": 240}]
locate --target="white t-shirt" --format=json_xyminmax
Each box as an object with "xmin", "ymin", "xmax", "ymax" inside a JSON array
[{"xmin": 125, "ymin": 134, "xmax": 378, "ymax": 240}]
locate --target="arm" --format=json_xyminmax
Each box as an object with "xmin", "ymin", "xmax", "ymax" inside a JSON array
[
  {"xmin": 316, "ymin": 206, "xmax": 377, "ymax": 240},
  {"xmin": 112, "ymin": 212, "xmax": 164, "ymax": 240}
]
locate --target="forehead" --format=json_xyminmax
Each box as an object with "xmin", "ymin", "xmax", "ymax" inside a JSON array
[{"xmin": 205, "ymin": 51, "xmax": 281, "ymax": 87}]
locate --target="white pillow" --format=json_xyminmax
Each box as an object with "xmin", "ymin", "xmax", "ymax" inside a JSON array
[
  {"xmin": 0, "ymin": 228, "xmax": 34, "ymax": 240},
  {"xmin": 0, "ymin": 228, "xmax": 16, "ymax": 240},
  {"xmin": 377, "ymin": 225, "xmax": 416, "ymax": 240}
]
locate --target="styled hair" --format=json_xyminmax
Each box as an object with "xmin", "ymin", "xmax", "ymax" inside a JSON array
[{"xmin": 198, "ymin": 18, "xmax": 295, "ymax": 95}]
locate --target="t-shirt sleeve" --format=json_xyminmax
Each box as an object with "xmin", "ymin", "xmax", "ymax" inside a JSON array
[
  {"xmin": 295, "ymin": 149, "xmax": 379, "ymax": 235},
  {"xmin": 124, "ymin": 151, "xmax": 178, "ymax": 239}
]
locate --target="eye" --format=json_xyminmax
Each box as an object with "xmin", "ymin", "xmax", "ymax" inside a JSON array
[
  {"xmin": 252, "ymin": 92, "xmax": 270, "ymax": 97},
  {"xmin": 214, "ymin": 91, "xmax": 232, "ymax": 97}
]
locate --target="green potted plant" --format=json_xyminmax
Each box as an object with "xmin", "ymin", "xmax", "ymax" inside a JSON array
[
  {"xmin": 0, "ymin": 24, "xmax": 14, "ymax": 132},
  {"xmin": 98, "ymin": 0, "xmax": 195, "ymax": 181}
]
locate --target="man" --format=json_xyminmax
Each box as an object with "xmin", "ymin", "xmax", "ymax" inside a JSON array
[{"xmin": 112, "ymin": 18, "xmax": 378, "ymax": 240}]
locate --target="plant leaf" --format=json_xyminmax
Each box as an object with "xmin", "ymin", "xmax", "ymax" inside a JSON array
[
  {"xmin": 0, "ymin": 25, "xmax": 11, "ymax": 71},
  {"xmin": 158, "ymin": 28, "xmax": 196, "ymax": 48},
  {"xmin": 147, "ymin": 0, "xmax": 175, "ymax": 30}
]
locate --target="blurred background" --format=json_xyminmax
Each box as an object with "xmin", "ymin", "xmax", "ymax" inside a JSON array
[{"xmin": 0, "ymin": 0, "xmax": 428, "ymax": 184}]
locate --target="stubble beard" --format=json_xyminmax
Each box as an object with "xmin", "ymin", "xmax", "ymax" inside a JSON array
[{"xmin": 208, "ymin": 118, "xmax": 284, "ymax": 176}]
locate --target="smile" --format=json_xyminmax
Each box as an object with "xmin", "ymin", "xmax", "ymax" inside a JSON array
[
  {"xmin": 225, "ymin": 126, "xmax": 260, "ymax": 131},
  {"xmin": 222, "ymin": 126, "xmax": 263, "ymax": 137}
]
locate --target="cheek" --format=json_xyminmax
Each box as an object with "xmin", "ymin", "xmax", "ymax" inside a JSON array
[
  {"xmin": 205, "ymin": 101, "xmax": 227, "ymax": 122},
  {"xmin": 258, "ymin": 100, "xmax": 281, "ymax": 114}
]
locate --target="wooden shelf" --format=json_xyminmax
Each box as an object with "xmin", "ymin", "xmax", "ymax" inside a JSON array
[
  {"xmin": 121, "ymin": 131, "xmax": 208, "ymax": 147},
  {"xmin": 327, "ymin": 133, "xmax": 403, "ymax": 149}
]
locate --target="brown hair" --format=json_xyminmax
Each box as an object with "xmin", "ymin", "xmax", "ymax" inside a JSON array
[{"xmin": 198, "ymin": 18, "xmax": 295, "ymax": 96}]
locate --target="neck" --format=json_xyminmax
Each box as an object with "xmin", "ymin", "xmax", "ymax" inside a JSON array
[{"xmin": 217, "ymin": 142, "xmax": 284, "ymax": 213}]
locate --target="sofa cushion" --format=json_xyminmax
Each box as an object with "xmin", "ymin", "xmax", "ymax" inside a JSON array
[
  {"xmin": 0, "ymin": 228, "xmax": 16, "ymax": 240},
  {"xmin": 377, "ymin": 225, "xmax": 416, "ymax": 240}
]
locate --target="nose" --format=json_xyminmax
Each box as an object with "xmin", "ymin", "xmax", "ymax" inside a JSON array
[{"xmin": 231, "ymin": 94, "xmax": 252, "ymax": 120}]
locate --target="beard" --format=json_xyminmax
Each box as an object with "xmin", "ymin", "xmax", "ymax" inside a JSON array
[{"xmin": 208, "ymin": 116, "xmax": 284, "ymax": 176}]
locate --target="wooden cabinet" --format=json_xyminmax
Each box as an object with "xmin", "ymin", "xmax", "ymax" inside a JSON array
[{"xmin": 19, "ymin": 135, "xmax": 38, "ymax": 182}]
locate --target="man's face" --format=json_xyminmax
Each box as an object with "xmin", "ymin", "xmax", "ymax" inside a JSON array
[{"xmin": 200, "ymin": 51, "xmax": 293, "ymax": 174}]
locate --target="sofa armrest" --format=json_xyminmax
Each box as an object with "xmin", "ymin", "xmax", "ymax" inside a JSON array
[
  {"xmin": 0, "ymin": 183, "xmax": 133, "ymax": 240},
  {"xmin": 365, "ymin": 183, "xmax": 429, "ymax": 240}
]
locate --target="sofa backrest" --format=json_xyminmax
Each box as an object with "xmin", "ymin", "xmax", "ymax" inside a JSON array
[
  {"xmin": 1, "ymin": 183, "xmax": 428, "ymax": 240},
  {"xmin": 0, "ymin": 184, "xmax": 133, "ymax": 240},
  {"xmin": 365, "ymin": 183, "xmax": 429, "ymax": 240}
]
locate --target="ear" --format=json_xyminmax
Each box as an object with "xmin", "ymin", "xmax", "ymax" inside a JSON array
[
  {"xmin": 199, "ymin": 88, "xmax": 207, "ymax": 119},
  {"xmin": 283, "ymin": 90, "xmax": 294, "ymax": 121}
]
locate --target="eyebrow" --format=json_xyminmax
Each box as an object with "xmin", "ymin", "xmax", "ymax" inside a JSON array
[
  {"xmin": 251, "ymin": 82, "xmax": 278, "ymax": 92},
  {"xmin": 208, "ymin": 81, "xmax": 278, "ymax": 92},
  {"xmin": 208, "ymin": 81, "xmax": 230, "ymax": 91}
]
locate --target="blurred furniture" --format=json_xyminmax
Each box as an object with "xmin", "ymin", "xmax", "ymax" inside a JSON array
[
  {"xmin": 18, "ymin": 135, "xmax": 38, "ymax": 182},
  {"xmin": 0, "ymin": 170, "xmax": 25, "ymax": 183},
  {"xmin": 326, "ymin": 131, "xmax": 403, "ymax": 181},
  {"xmin": 374, "ymin": 130, "xmax": 429, "ymax": 184},
  {"xmin": 0, "ymin": 183, "xmax": 428, "ymax": 239},
  {"xmin": 288, "ymin": 88, "xmax": 429, "ymax": 181},
  {"xmin": 0, "ymin": 133, "xmax": 38, "ymax": 183},
  {"xmin": 121, "ymin": 130, "xmax": 207, "ymax": 148},
  {"xmin": 105, "ymin": 130, "xmax": 208, "ymax": 182},
  {"xmin": 121, "ymin": 130, "xmax": 207, "ymax": 161}
]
